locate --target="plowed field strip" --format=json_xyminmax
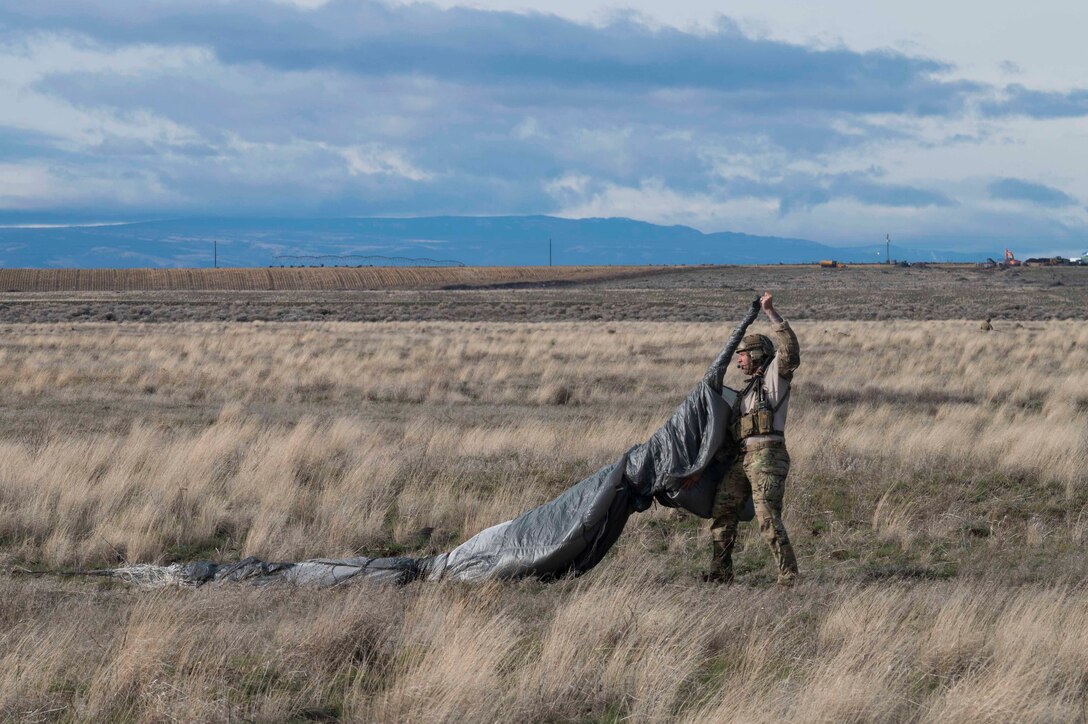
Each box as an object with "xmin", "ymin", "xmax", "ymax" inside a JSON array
[{"xmin": 0, "ymin": 266, "xmax": 684, "ymax": 292}]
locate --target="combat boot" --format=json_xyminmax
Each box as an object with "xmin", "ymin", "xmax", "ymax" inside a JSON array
[
  {"xmin": 701, "ymin": 568, "xmax": 734, "ymax": 584},
  {"xmin": 774, "ymin": 541, "xmax": 799, "ymax": 582},
  {"xmin": 703, "ymin": 539, "xmax": 734, "ymax": 583}
]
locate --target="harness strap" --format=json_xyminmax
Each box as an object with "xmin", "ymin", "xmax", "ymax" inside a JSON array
[
  {"xmin": 732, "ymin": 353, "xmax": 791, "ymax": 440},
  {"xmin": 735, "ymin": 349, "xmax": 784, "ymax": 413}
]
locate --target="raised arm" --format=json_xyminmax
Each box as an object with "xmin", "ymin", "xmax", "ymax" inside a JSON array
[
  {"xmin": 761, "ymin": 292, "xmax": 800, "ymax": 378},
  {"xmin": 703, "ymin": 297, "xmax": 762, "ymax": 392}
]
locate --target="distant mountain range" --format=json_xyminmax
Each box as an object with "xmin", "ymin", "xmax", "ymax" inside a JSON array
[{"xmin": 0, "ymin": 216, "xmax": 995, "ymax": 268}]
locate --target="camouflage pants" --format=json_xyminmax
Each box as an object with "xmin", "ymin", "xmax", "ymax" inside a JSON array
[{"xmin": 708, "ymin": 443, "xmax": 798, "ymax": 583}]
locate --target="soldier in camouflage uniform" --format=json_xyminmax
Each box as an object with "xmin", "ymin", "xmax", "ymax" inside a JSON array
[{"xmin": 708, "ymin": 292, "xmax": 800, "ymax": 585}]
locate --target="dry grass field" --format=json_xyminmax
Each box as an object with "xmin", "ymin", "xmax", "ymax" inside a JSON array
[{"xmin": 1, "ymin": 267, "xmax": 1087, "ymax": 721}]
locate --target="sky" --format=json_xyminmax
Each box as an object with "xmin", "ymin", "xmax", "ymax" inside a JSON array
[{"xmin": 1, "ymin": 0, "xmax": 1086, "ymax": 253}]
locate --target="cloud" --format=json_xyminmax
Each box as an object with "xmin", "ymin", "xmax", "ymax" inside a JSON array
[
  {"xmin": 551, "ymin": 176, "xmax": 765, "ymax": 229},
  {"xmin": 1, "ymin": 1, "xmax": 975, "ymax": 114},
  {"xmin": 0, "ymin": 0, "xmax": 1083, "ymax": 248},
  {"xmin": 0, "ymin": 161, "xmax": 184, "ymax": 211},
  {"xmin": 338, "ymin": 144, "xmax": 433, "ymax": 180},
  {"xmin": 548, "ymin": 171, "xmax": 956, "ymax": 230},
  {"xmin": 777, "ymin": 183, "xmax": 953, "ymax": 215},
  {"xmin": 983, "ymin": 84, "xmax": 1088, "ymax": 118},
  {"xmin": 825, "ymin": 177, "xmax": 956, "ymax": 210},
  {"xmin": 987, "ymin": 178, "xmax": 1078, "ymax": 207},
  {"xmin": 0, "ymin": 164, "xmax": 55, "ymax": 207},
  {"xmin": 707, "ymin": 170, "xmax": 956, "ymax": 215}
]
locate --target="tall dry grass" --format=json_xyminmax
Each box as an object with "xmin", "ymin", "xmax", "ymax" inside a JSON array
[
  {"xmin": 4, "ymin": 575, "xmax": 1088, "ymax": 721},
  {"xmin": 1, "ymin": 317, "xmax": 1087, "ymax": 720},
  {"xmin": 0, "ymin": 319, "xmax": 1084, "ymax": 569}
]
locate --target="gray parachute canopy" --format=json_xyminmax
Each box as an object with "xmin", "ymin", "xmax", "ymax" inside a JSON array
[{"xmin": 107, "ymin": 300, "xmax": 761, "ymax": 589}]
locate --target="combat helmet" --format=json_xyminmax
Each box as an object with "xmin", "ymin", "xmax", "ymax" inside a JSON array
[{"xmin": 738, "ymin": 333, "xmax": 774, "ymax": 366}]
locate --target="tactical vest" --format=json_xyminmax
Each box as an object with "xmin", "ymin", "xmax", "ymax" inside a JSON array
[{"xmin": 731, "ymin": 366, "xmax": 790, "ymax": 441}]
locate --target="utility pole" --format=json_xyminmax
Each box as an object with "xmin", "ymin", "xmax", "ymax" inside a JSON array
[
  {"xmin": 885, "ymin": 234, "xmax": 890, "ymax": 265},
  {"xmin": 214, "ymin": 240, "xmax": 218, "ymax": 269},
  {"xmin": 549, "ymin": 238, "xmax": 552, "ymax": 267}
]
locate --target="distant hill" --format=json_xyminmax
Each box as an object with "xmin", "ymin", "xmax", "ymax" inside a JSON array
[{"xmin": 0, "ymin": 216, "xmax": 985, "ymax": 268}]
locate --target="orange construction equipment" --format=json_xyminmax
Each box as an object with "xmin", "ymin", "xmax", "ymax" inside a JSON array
[{"xmin": 1004, "ymin": 248, "xmax": 1021, "ymax": 267}]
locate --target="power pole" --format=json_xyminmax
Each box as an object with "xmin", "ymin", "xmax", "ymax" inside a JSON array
[
  {"xmin": 549, "ymin": 238, "xmax": 552, "ymax": 267},
  {"xmin": 885, "ymin": 234, "xmax": 890, "ymax": 265},
  {"xmin": 214, "ymin": 240, "xmax": 218, "ymax": 269}
]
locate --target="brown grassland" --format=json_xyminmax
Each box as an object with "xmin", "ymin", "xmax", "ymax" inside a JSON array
[{"xmin": 1, "ymin": 264, "xmax": 1087, "ymax": 721}]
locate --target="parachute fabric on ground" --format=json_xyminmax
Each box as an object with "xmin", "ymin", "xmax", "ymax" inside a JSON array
[
  {"xmin": 419, "ymin": 459, "xmax": 634, "ymax": 582},
  {"xmin": 102, "ymin": 301, "xmax": 762, "ymax": 588}
]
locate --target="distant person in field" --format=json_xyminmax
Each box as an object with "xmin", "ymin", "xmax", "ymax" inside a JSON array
[{"xmin": 707, "ymin": 291, "xmax": 801, "ymax": 585}]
